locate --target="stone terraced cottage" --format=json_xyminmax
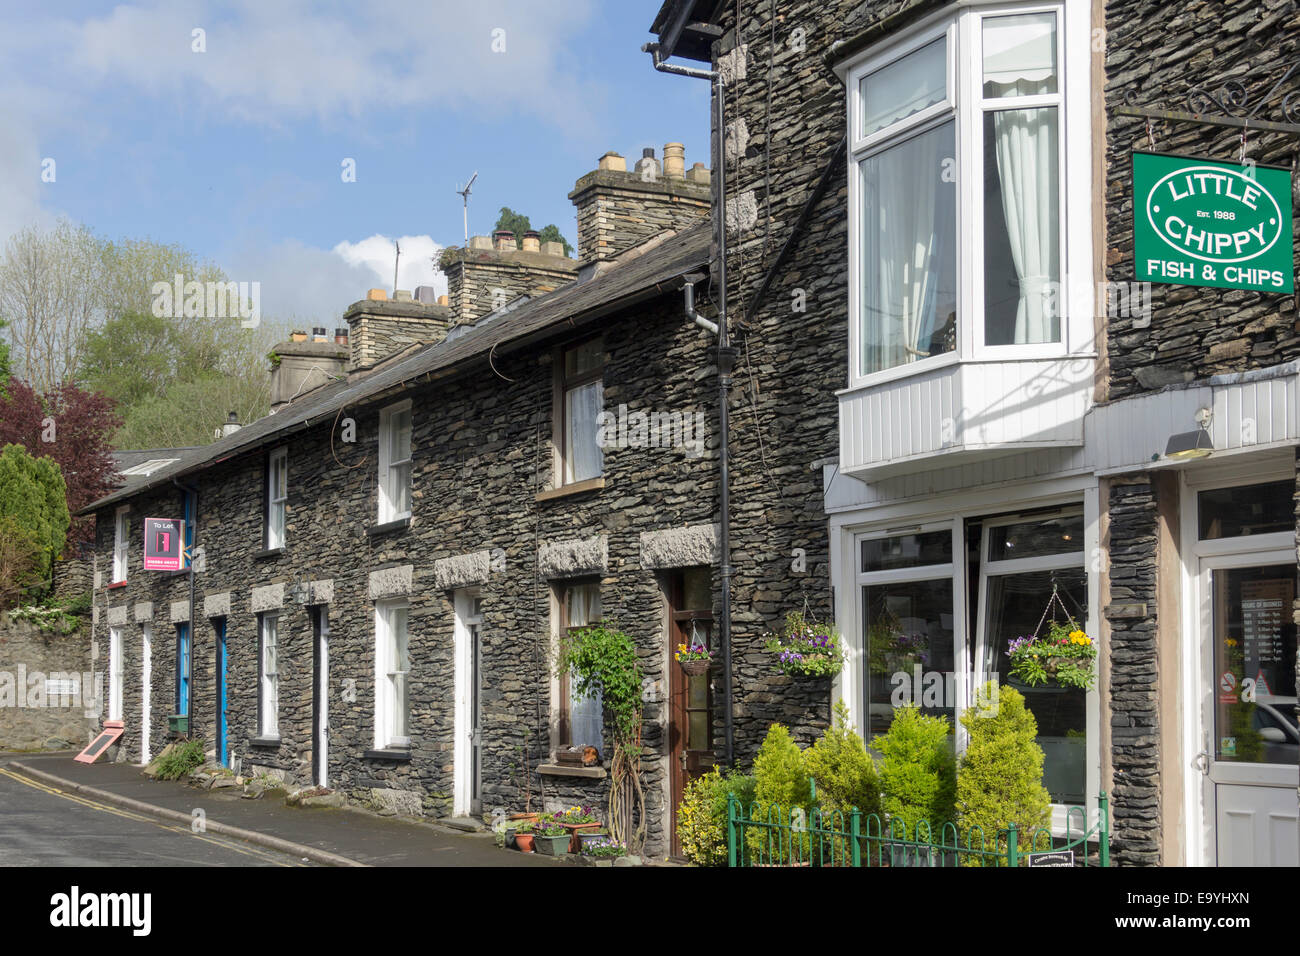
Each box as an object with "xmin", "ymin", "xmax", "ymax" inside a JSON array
[{"xmin": 83, "ymin": 143, "xmax": 838, "ymax": 860}]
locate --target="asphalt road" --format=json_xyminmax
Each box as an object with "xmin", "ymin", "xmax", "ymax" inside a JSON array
[{"xmin": 0, "ymin": 763, "xmax": 310, "ymax": 867}]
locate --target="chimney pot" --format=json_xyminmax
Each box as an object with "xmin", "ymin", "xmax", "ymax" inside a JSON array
[
  {"xmin": 437, "ymin": 294, "xmax": 450, "ymax": 307},
  {"xmin": 469, "ymin": 235, "xmax": 494, "ymax": 251},
  {"xmin": 521, "ymin": 230, "xmax": 541, "ymax": 252},
  {"xmin": 393, "ymin": 290, "xmax": 413, "ymax": 302},
  {"xmin": 290, "ymin": 329, "xmax": 308, "ymax": 342},
  {"xmin": 367, "ymin": 288, "xmax": 388, "ymax": 301},
  {"xmin": 334, "ymin": 328, "xmax": 349, "ymax": 345},
  {"xmin": 642, "ymin": 147, "xmax": 655, "ymax": 158},
  {"xmin": 493, "ymin": 230, "xmax": 517, "ymax": 252},
  {"xmin": 312, "ymin": 326, "xmax": 327, "ymax": 342},
  {"xmin": 414, "ymin": 285, "xmax": 437, "ymax": 304},
  {"xmin": 540, "ymin": 241, "xmax": 566, "ymax": 257},
  {"xmin": 664, "ymin": 142, "xmax": 686, "ymax": 179},
  {"xmin": 597, "ymin": 151, "xmax": 626, "ymax": 172},
  {"xmin": 686, "ymin": 162, "xmax": 710, "ymax": 186}
]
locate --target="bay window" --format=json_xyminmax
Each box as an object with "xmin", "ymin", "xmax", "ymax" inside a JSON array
[{"xmin": 848, "ymin": 2, "xmax": 1072, "ymax": 384}]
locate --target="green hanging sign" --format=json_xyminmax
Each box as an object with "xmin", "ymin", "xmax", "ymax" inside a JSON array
[{"xmin": 1133, "ymin": 150, "xmax": 1294, "ymax": 293}]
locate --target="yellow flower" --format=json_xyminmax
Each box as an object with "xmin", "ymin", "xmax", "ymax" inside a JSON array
[{"xmin": 1069, "ymin": 630, "xmax": 1085, "ymax": 641}]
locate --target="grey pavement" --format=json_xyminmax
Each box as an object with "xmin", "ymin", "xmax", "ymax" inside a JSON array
[{"xmin": 1, "ymin": 752, "xmax": 565, "ymax": 867}]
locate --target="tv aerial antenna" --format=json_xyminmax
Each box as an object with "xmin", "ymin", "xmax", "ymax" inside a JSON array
[{"xmin": 455, "ymin": 171, "xmax": 478, "ymax": 248}]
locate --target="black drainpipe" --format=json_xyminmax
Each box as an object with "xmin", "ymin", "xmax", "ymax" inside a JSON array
[{"xmin": 644, "ymin": 40, "xmax": 735, "ymax": 768}]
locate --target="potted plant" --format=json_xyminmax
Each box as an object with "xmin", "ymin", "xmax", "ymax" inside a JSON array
[
  {"xmin": 763, "ymin": 612, "xmax": 845, "ymax": 678},
  {"xmin": 554, "ymin": 805, "xmax": 603, "ymax": 851},
  {"xmin": 512, "ymin": 820, "xmax": 536, "ymax": 853},
  {"xmin": 577, "ymin": 829, "xmax": 609, "ymax": 851},
  {"xmin": 675, "ymin": 640, "xmax": 711, "ymax": 676},
  {"xmin": 579, "ymin": 837, "xmax": 627, "ymax": 865},
  {"xmin": 534, "ymin": 821, "xmax": 570, "ymax": 856}
]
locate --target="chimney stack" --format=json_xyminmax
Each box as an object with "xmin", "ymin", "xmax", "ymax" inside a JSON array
[
  {"xmin": 221, "ymin": 411, "xmax": 242, "ymax": 437},
  {"xmin": 439, "ymin": 232, "xmax": 577, "ymax": 326},
  {"xmin": 343, "ymin": 294, "xmax": 452, "ymax": 371},
  {"xmin": 569, "ymin": 141, "xmax": 710, "ymax": 266}
]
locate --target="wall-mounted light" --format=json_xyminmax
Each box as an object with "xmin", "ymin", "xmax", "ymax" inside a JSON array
[{"xmin": 1165, "ymin": 428, "xmax": 1214, "ymax": 460}]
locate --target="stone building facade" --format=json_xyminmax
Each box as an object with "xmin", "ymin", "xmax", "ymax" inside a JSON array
[
  {"xmin": 83, "ymin": 136, "xmax": 839, "ymax": 857},
  {"xmin": 653, "ymin": 0, "xmax": 1300, "ymax": 867}
]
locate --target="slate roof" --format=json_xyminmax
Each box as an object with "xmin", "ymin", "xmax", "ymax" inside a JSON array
[
  {"xmin": 82, "ymin": 224, "xmax": 710, "ymax": 514},
  {"xmin": 109, "ymin": 448, "xmax": 201, "ymax": 497}
]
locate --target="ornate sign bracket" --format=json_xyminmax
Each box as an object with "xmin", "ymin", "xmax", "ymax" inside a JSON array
[{"xmin": 1118, "ymin": 60, "xmax": 1300, "ymax": 138}]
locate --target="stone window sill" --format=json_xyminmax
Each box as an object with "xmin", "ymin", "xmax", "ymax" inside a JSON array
[
  {"xmin": 248, "ymin": 735, "xmax": 281, "ymax": 748},
  {"xmin": 536, "ymin": 477, "xmax": 605, "ymax": 502},
  {"xmin": 363, "ymin": 748, "xmax": 412, "ymax": 763},
  {"xmin": 367, "ymin": 517, "xmax": 411, "ymax": 538},
  {"xmin": 254, "ymin": 547, "xmax": 286, "ymax": 561},
  {"xmin": 537, "ymin": 763, "xmax": 607, "ymax": 780}
]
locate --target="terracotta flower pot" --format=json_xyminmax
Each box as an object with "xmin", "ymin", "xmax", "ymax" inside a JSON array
[
  {"xmin": 561, "ymin": 821, "xmax": 602, "ymax": 853},
  {"xmin": 514, "ymin": 832, "xmax": 535, "ymax": 853}
]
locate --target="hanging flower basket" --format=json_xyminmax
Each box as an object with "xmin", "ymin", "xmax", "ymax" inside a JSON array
[
  {"xmin": 675, "ymin": 641, "xmax": 711, "ymax": 676},
  {"xmin": 764, "ymin": 612, "xmax": 845, "ymax": 678},
  {"xmin": 1007, "ymin": 586, "xmax": 1096, "ymax": 690}
]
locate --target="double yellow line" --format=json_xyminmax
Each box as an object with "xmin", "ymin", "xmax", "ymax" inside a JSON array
[{"xmin": 0, "ymin": 767, "xmax": 303, "ymax": 867}]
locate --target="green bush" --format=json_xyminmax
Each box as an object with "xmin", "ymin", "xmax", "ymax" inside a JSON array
[
  {"xmin": 0, "ymin": 444, "xmax": 69, "ymax": 599},
  {"xmin": 806, "ymin": 700, "xmax": 880, "ymax": 821},
  {"xmin": 748, "ymin": 723, "xmax": 813, "ymax": 863},
  {"xmin": 154, "ymin": 739, "xmax": 206, "ymax": 780},
  {"xmin": 957, "ymin": 683, "xmax": 1050, "ymax": 860},
  {"xmin": 677, "ymin": 767, "xmax": 756, "ymax": 866},
  {"xmin": 872, "ymin": 704, "xmax": 956, "ymax": 839}
]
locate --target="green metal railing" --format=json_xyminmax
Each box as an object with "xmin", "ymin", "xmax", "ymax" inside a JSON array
[{"xmin": 726, "ymin": 783, "xmax": 1109, "ymax": 867}]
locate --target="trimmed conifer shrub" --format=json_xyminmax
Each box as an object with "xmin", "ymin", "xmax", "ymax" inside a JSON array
[
  {"xmin": 957, "ymin": 682, "xmax": 1051, "ymax": 861},
  {"xmin": 871, "ymin": 704, "xmax": 956, "ymax": 839}
]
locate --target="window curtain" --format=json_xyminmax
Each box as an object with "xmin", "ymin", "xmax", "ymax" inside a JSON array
[
  {"xmin": 566, "ymin": 380, "xmax": 603, "ymax": 482},
  {"xmin": 567, "ymin": 586, "xmax": 603, "ymax": 752},
  {"xmin": 990, "ymin": 95, "xmax": 1059, "ymax": 344},
  {"xmin": 863, "ymin": 121, "xmax": 954, "ymax": 373}
]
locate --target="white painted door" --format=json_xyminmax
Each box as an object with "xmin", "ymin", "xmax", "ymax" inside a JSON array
[
  {"xmin": 1198, "ymin": 553, "xmax": 1299, "ymax": 867},
  {"xmin": 453, "ymin": 590, "xmax": 483, "ymax": 818},
  {"xmin": 314, "ymin": 608, "xmax": 329, "ymax": 788},
  {"xmin": 140, "ymin": 624, "xmax": 152, "ymax": 764}
]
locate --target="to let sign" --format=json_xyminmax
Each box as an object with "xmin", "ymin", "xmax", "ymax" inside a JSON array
[
  {"xmin": 1134, "ymin": 151, "xmax": 1293, "ymax": 294},
  {"xmin": 143, "ymin": 517, "xmax": 185, "ymax": 572}
]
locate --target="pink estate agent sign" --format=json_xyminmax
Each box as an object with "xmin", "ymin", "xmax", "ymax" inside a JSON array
[{"xmin": 142, "ymin": 517, "xmax": 185, "ymax": 571}]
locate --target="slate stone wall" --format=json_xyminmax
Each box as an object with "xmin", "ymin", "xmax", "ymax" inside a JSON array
[
  {"xmin": 1104, "ymin": 0, "xmax": 1300, "ymax": 397},
  {"xmin": 1105, "ymin": 477, "xmax": 1162, "ymax": 865}
]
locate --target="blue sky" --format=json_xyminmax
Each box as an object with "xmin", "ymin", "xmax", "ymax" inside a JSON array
[{"xmin": 0, "ymin": 0, "xmax": 710, "ymax": 328}]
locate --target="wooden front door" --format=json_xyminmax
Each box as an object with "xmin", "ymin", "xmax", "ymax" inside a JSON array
[{"xmin": 667, "ymin": 570, "xmax": 714, "ymax": 858}]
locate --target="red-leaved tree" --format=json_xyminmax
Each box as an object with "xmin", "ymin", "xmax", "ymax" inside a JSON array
[{"xmin": 0, "ymin": 378, "xmax": 122, "ymax": 543}]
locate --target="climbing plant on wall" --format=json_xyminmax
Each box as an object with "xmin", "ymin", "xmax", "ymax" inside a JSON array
[{"xmin": 558, "ymin": 623, "xmax": 645, "ymax": 851}]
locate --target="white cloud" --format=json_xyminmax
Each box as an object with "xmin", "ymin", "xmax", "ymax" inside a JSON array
[
  {"xmin": 222, "ymin": 234, "xmax": 445, "ymax": 336},
  {"xmin": 334, "ymin": 234, "xmax": 446, "ymax": 298}
]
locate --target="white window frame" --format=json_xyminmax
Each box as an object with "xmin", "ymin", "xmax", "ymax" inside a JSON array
[
  {"xmin": 557, "ymin": 338, "xmax": 605, "ymax": 487},
  {"xmin": 112, "ymin": 505, "xmax": 130, "ymax": 583},
  {"xmin": 844, "ymin": 0, "xmax": 1093, "ymax": 390},
  {"xmin": 838, "ymin": 482, "xmax": 1103, "ymax": 835},
  {"xmin": 266, "ymin": 446, "xmax": 288, "ymax": 549},
  {"xmin": 259, "ymin": 612, "xmax": 280, "ymax": 739},
  {"xmin": 374, "ymin": 599, "xmax": 410, "ymax": 750},
  {"xmin": 108, "ymin": 626, "xmax": 123, "ymax": 722},
  {"xmin": 378, "ymin": 401, "xmax": 413, "ymax": 524}
]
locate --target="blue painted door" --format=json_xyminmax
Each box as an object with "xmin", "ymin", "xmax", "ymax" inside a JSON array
[
  {"xmin": 216, "ymin": 619, "xmax": 228, "ymax": 766},
  {"xmin": 177, "ymin": 623, "xmax": 190, "ymax": 717}
]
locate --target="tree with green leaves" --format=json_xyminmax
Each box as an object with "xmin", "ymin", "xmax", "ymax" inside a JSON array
[
  {"xmin": 0, "ymin": 444, "xmax": 70, "ymax": 604},
  {"xmin": 493, "ymin": 207, "xmax": 573, "ymax": 257}
]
